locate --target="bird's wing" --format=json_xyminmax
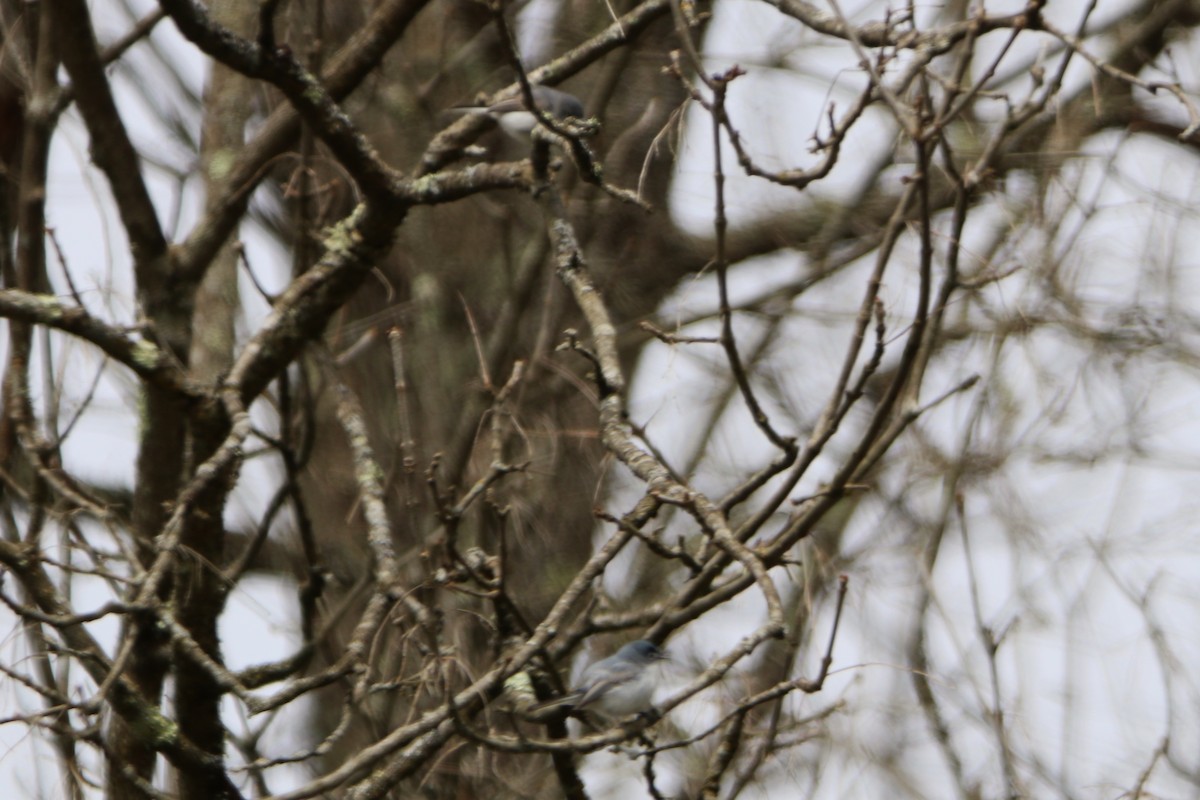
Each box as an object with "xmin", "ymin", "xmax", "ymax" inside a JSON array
[
  {"xmin": 574, "ymin": 662, "xmax": 638, "ymax": 709},
  {"xmin": 572, "ymin": 677, "xmax": 614, "ymax": 709}
]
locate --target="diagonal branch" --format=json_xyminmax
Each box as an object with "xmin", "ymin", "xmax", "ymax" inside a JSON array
[
  {"xmin": 50, "ymin": 0, "xmax": 167, "ymax": 271},
  {"xmin": 0, "ymin": 290, "xmax": 197, "ymax": 397},
  {"xmin": 158, "ymin": 0, "xmax": 397, "ymax": 202}
]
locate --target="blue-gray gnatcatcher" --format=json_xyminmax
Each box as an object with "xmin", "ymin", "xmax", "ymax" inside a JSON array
[
  {"xmin": 534, "ymin": 639, "xmax": 667, "ymax": 718},
  {"xmin": 456, "ymin": 86, "xmax": 585, "ymax": 142}
]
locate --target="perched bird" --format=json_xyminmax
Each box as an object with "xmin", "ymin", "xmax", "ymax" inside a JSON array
[
  {"xmin": 453, "ymin": 86, "xmax": 585, "ymax": 143},
  {"xmin": 534, "ymin": 639, "xmax": 667, "ymax": 718}
]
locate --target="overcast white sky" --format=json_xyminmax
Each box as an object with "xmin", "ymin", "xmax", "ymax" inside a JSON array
[{"xmin": 5, "ymin": 0, "xmax": 1200, "ymax": 797}]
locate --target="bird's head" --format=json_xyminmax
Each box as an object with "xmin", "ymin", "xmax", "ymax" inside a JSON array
[{"xmin": 622, "ymin": 640, "xmax": 667, "ymax": 664}]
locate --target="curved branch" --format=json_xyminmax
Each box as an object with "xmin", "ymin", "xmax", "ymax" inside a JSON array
[{"xmin": 0, "ymin": 290, "xmax": 197, "ymax": 397}]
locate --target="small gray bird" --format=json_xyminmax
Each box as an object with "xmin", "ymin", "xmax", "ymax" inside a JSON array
[
  {"xmin": 456, "ymin": 86, "xmax": 585, "ymax": 142},
  {"xmin": 534, "ymin": 639, "xmax": 667, "ymax": 718}
]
